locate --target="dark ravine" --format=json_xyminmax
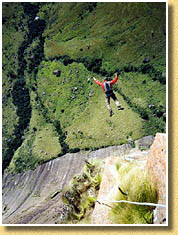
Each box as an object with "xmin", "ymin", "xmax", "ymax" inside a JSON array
[{"xmin": 3, "ymin": 3, "xmax": 46, "ymax": 172}]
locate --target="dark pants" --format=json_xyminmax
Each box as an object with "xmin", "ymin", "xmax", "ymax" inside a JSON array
[{"xmin": 105, "ymin": 92, "xmax": 120, "ymax": 112}]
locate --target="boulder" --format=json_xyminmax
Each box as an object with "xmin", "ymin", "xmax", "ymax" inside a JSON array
[
  {"xmin": 73, "ymin": 87, "xmax": 78, "ymax": 92},
  {"xmin": 35, "ymin": 16, "xmax": 40, "ymax": 21},
  {"xmin": 151, "ymin": 30, "xmax": 154, "ymax": 37},
  {"xmin": 143, "ymin": 57, "xmax": 150, "ymax": 63},
  {"xmin": 148, "ymin": 104, "xmax": 155, "ymax": 109},
  {"xmin": 53, "ymin": 70, "xmax": 61, "ymax": 77},
  {"xmin": 89, "ymin": 90, "xmax": 94, "ymax": 97},
  {"xmin": 135, "ymin": 135, "xmax": 154, "ymax": 150},
  {"xmin": 30, "ymin": 55, "xmax": 35, "ymax": 60}
]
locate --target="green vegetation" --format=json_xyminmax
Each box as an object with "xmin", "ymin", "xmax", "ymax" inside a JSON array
[
  {"xmin": 114, "ymin": 72, "xmax": 166, "ymax": 135},
  {"xmin": 2, "ymin": 2, "xmax": 166, "ymax": 173},
  {"xmin": 8, "ymin": 136, "xmax": 40, "ymax": 173},
  {"xmin": 2, "ymin": 3, "xmax": 26, "ymax": 170},
  {"xmin": 36, "ymin": 61, "xmax": 145, "ymax": 151},
  {"xmin": 61, "ymin": 159, "xmax": 104, "ymax": 223},
  {"xmin": 59, "ymin": 157, "xmax": 157, "ymax": 224},
  {"xmin": 41, "ymin": 2, "xmax": 166, "ymax": 74},
  {"xmin": 110, "ymin": 160, "xmax": 157, "ymax": 224}
]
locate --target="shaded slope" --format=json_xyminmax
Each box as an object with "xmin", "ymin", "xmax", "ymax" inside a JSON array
[
  {"xmin": 42, "ymin": 2, "xmax": 166, "ymax": 75},
  {"xmin": 2, "ymin": 2, "xmax": 46, "ymax": 172}
]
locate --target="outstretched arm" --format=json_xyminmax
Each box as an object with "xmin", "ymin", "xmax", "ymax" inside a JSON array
[
  {"xmin": 110, "ymin": 73, "xmax": 118, "ymax": 85},
  {"xmin": 93, "ymin": 77, "xmax": 103, "ymax": 86}
]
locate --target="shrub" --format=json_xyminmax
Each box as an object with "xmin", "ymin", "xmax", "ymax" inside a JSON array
[
  {"xmin": 110, "ymin": 161, "xmax": 157, "ymax": 224},
  {"xmin": 8, "ymin": 136, "xmax": 42, "ymax": 173},
  {"xmin": 62, "ymin": 159, "xmax": 104, "ymax": 223}
]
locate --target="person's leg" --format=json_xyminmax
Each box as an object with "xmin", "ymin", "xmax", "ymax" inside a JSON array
[
  {"xmin": 111, "ymin": 93, "xmax": 122, "ymax": 109},
  {"xmin": 105, "ymin": 96, "xmax": 113, "ymax": 116}
]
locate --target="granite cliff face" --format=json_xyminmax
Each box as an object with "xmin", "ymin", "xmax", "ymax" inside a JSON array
[
  {"xmin": 146, "ymin": 133, "xmax": 167, "ymax": 224},
  {"xmin": 2, "ymin": 134, "xmax": 167, "ymax": 225},
  {"xmin": 2, "ymin": 143, "xmax": 132, "ymax": 224}
]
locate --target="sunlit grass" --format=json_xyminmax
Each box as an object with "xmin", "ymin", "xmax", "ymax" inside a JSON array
[
  {"xmin": 109, "ymin": 160, "xmax": 157, "ymax": 224},
  {"xmin": 66, "ymin": 86, "xmax": 145, "ymax": 150}
]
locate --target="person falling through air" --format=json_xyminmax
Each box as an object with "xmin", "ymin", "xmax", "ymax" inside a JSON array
[{"xmin": 93, "ymin": 73, "xmax": 124, "ymax": 117}]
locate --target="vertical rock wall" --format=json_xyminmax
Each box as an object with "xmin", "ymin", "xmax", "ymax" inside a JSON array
[
  {"xmin": 145, "ymin": 133, "xmax": 167, "ymax": 224},
  {"xmin": 91, "ymin": 149, "xmax": 150, "ymax": 224},
  {"xmin": 91, "ymin": 133, "xmax": 166, "ymax": 225},
  {"xmin": 91, "ymin": 157, "xmax": 120, "ymax": 224}
]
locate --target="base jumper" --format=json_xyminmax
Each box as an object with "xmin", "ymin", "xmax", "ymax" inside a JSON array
[{"xmin": 93, "ymin": 73, "xmax": 124, "ymax": 117}]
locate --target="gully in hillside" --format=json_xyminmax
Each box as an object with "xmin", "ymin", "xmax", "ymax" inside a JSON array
[{"xmin": 93, "ymin": 73, "xmax": 124, "ymax": 117}]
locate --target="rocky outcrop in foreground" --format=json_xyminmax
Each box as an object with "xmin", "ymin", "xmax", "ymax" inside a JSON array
[
  {"xmin": 146, "ymin": 133, "xmax": 167, "ymax": 224},
  {"xmin": 3, "ymin": 134, "xmax": 166, "ymax": 224},
  {"xmin": 91, "ymin": 133, "xmax": 166, "ymax": 224},
  {"xmin": 91, "ymin": 149, "xmax": 149, "ymax": 224},
  {"xmin": 2, "ymin": 143, "xmax": 132, "ymax": 224}
]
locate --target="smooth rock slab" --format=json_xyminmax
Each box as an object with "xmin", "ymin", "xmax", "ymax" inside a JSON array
[
  {"xmin": 91, "ymin": 157, "xmax": 120, "ymax": 224},
  {"xmin": 2, "ymin": 144, "xmax": 132, "ymax": 224}
]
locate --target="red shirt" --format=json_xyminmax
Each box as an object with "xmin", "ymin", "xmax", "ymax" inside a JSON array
[{"xmin": 94, "ymin": 74, "xmax": 118, "ymax": 93}]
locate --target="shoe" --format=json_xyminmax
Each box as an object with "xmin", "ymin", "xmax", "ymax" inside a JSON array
[
  {"xmin": 118, "ymin": 106, "xmax": 124, "ymax": 110},
  {"xmin": 110, "ymin": 110, "xmax": 113, "ymax": 117}
]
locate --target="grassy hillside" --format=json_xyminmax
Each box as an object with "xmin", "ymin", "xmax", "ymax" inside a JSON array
[{"xmin": 2, "ymin": 2, "xmax": 166, "ymax": 173}]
